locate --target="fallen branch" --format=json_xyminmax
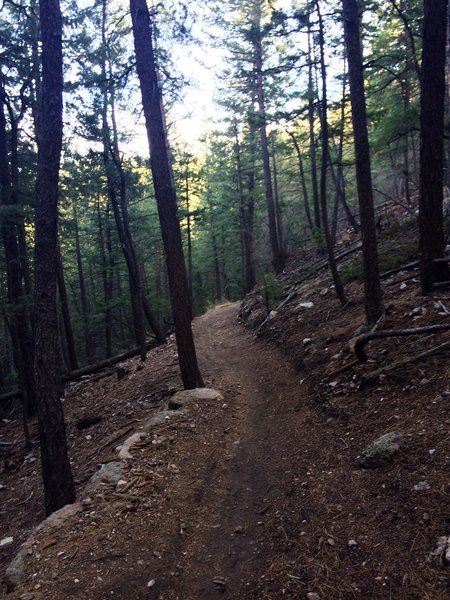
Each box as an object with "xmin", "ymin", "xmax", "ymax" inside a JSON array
[
  {"xmin": 325, "ymin": 359, "xmax": 359, "ymax": 379},
  {"xmin": 63, "ymin": 341, "xmax": 158, "ymax": 382},
  {"xmin": 1, "ymin": 340, "xmax": 161, "ymax": 406},
  {"xmin": 360, "ymin": 340, "xmax": 450, "ymax": 385},
  {"xmin": 354, "ymin": 323, "xmax": 450, "ymax": 362},
  {"xmin": 380, "ymin": 260, "xmax": 418, "ymax": 279}
]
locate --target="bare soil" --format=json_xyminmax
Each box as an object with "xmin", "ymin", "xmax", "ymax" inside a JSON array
[{"xmin": 1, "ymin": 267, "xmax": 449, "ymax": 599}]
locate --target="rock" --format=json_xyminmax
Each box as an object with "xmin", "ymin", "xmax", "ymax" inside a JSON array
[
  {"xmin": 428, "ymin": 535, "xmax": 450, "ymax": 564},
  {"xmin": 141, "ymin": 410, "xmax": 174, "ymax": 431},
  {"xmin": 413, "ymin": 480, "xmax": 431, "ymax": 491},
  {"xmin": 147, "ymin": 579, "xmax": 156, "ymax": 588},
  {"xmin": 246, "ymin": 307, "xmax": 267, "ymax": 329},
  {"xmin": 306, "ymin": 593, "xmax": 320, "ymax": 600},
  {"xmin": 82, "ymin": 461, "xmax": 123, "ymax": 497},
  {"xmin": 19, "ymin": 593, "xmax": 35, "ymax": 600},
  {"xmin": 297, "ymin": 302, "xmax": 314, "ymax": 310},
  {"xmin": 0, "ymin": 536, "xmax": 13, "ymax": 547},
  {"xmin": 168, "ymin": 388, "xmax": 223, "ymax": 410},
  {"xmin": 303, "ymin": 338, "xmax": 312, "ymax": 346},
  {"xmin": 5, "ymin": 503, "xmax": 82, "ymax": 591},
  {"xmin": 118, "ymin": 432, "xmax": 147, "ymax": 460},
  {"xmin": 359, "ymin": 432, "xmax": 403, "ymax": 468},
  {"xmin": 213, "ymin": 576, "xmax": 227, "ymax": 587},
  {"xmin": 348, "ymin": 539, "xmax": 358, "ymax": 548},
  {"xmin": 76, "ymin": 415, "xmax": 102, "ymax": 430}
]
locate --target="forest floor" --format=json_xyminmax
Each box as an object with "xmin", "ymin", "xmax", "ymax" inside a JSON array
[{"xmin": 1, "ymin": 232, "xmax": 450, "ymax": 599}]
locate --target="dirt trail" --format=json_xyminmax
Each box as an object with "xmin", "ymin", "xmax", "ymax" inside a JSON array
[
  {"xmin": 4, "ymin": 302, "xmax": 312, "ymax": 600},
  {"xmin": 166, "ymin": 303, "xmax": 310, "ymax": 599}
]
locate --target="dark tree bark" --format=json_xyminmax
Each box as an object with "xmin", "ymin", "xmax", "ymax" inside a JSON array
[
  {"xmin": 287, "ymin": 130, "xmax": 314, "ymax": 231},
  {"xmin": 418, "ymin": 0, "xmax": 449, "ymax": 293},
  {"xmin": 307, "ymin": 23, "xmax": 321, "ymax": 238},
  {"xmin": 72, "ymin": 203, "xmax": 95, "ymax": 363},
  {"xmin": 343, "ymin": 0, "xmax": 384, "ymax": 324},
  {"xmin": 34, "ymin": 0, "xmax": 75, "ymax": 515},
  {"xmin": 270, "ymin": 132, "xmax": 284, "ymax": 256},
  {"xmin": 96, "ymin": 199, "xmax": 113, "ymax": 358},
  {"xmin": 55, "ymin": 242, "xmax": 78, "ymax": 371},
  {"xmin": 0, "ymin": 81, "xmax": 36, "ymax": 421},
  {"xmin": 317, "ymin": 2, "xmax": 347, "ymax": 306},
  {"xmin": 234, "ymin": 123, "xmax": 256, "ymax": 293},
  {"xmin": 130, "ymin": 0, "xmax": 203, "ymax": 389},
  {"xmin": 251, "ymin": 4, "xmax": 285, "ymax": 274}
]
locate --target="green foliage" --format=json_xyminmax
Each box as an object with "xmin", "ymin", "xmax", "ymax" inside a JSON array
[{"xmin": 258, "ymin": 273, "xmax": 283, "ymax": 311}]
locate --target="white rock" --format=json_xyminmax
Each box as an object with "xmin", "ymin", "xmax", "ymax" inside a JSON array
[
  {"xmin": 0, "ymin": 537, "xmax": 13, "ymax": 547},
  {"xmin": 303, "ymin": 338, "xmax": 312, "ymax": 346},
  {"xmin": 147, "ymin": 579, "xmax": 156, "ymax": 588},
  {"xmin": 298, "ymin": 302, "xmax": 314, "ymax": 310},
  {"xmin": 413, "ymin": 481, "xmax": 431, "ymax": 491},
  {"xmin": 306, "ymin": 593, "xmax": 320, "ymax": 600},
  {"xmin": 118, "ymin": 432, "xmax": 147, "ymax": 460}
]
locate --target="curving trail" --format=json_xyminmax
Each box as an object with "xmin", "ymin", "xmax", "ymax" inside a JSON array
[{"xmin": 152, "ymin": 302, "xmax": 310, "ymax": 599}]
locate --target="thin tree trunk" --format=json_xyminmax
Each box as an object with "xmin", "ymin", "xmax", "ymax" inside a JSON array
[
  {"xmin": 288, "ymin": 130, "xmax": 314, "ymax": 231},
  {"xmin": 97, "ymin": 198, "xmax": 112, "ymax": 358},
  {"xmin": 130, "ymin": 0, "xmax": 203, "ymax": 389},
  {"xmin": 0, "ymin": 81, "xmax": 36, "ymax": 419},
  {"xmin": 252, "ymin": 5, "xmax": 284, "ymax": 273},
  {"xmin": 308, "ymin": 24, "xmax": 321, "ymax": 238},
  {"xmin": 271, "ymin": 132, "xmax": 284, "ymax": 255},
  {"xmin": 317, "ymin": 2, "xmax": 347, "ymax": 306},
  {"xmin": 343, "ymin": 0, "xmax": 384, "ymax": 323},
  {"xmin": 72, "ymin": 203, "xmax": 95, "ymax": 363},
  {"xmin": 234, "ymin": 123, "xmax": 256, "ymax": 293},
  {"xmin": 34, "ymin": 0, "xmax": 75, "ymax": 515},
  {"xmin": 55, "ymin": 242, "xmax": 78, "ymax": 371}
]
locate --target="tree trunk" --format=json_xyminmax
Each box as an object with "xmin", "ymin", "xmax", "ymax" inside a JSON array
[
  {"xmin": 252, "ymin": 6, "xmax": 284, "ymax": 274},
  {"xmin": 55, "ymin": 242, "xmax": 78, "ymax": 371},
  {"xmin": 343, "ymin": 0, "xmax": 384, "ymax": 323},
  {"xmin": 307, "ymin": 24, "xmax": 321, "ymax": 239},
  {"xmin": 418, "ymin": 0, "xmax": 449, "ymax": 293},
  {"xmin": 34, "ymin": 0, "xmax": 75, "ymax": 515},
  {"xmin": 317, "ymin": 2, "xmax": 347, "ymax": 306},
  {"xmin": 0, "ymin": 81, "xmax": 36, "ymax": 418},
  {"xmin": 130, "ymin": 0, "xmax": 203, "ymax": 389},
  {"xmin": 72, "ymin": 203, "xmax": 95, "ymax": 363},
  {"xmin": 234, "ymin": 123, "xmax": 256, "ymax": 293},
  {"xmin": 287, "ymin": 130, "xmax": 314, "ymax": 231}
]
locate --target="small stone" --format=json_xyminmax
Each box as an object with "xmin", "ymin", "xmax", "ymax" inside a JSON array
[
  {"xmin": 359, "ymin": 432, "xmax": 403, "ymax": 468},
  {"xmin": 147, "ymin": 579, "xmax": 156, "ymax": 588},
  {"xmin": 20, "ymin": 594, "xmax": 35, "ymax": 600},
  {"xmin": 326, "ymin": 537, "xmax": 335, "ymax": 546},
  {"xmin": 213, "ymin": 576, "xmax": 227, "ymax": 587},
  {"xmin": 74, "ymin": 578, "xmax": 80, "ymax": 583},
  {"xmin": 413, "ymin": 481, "xmax": 431, "ymax": 491},
  {"xmin": 400, "ymin": 282, "xmax": 407, "ymax": 290},
  {"xmin": 348, "ymin": 539, "xmax": 358, "ymax": 548},
  {"xmin": 0, "ymin": 536, "xmax": 13, "ymax": 547},
  {"xmin": 298, "ymin": 302, "xmax": 314, "ymax": 310},
  {"xmin": 306, "ymin": 593, "xmax": 320, "ymax": 600},
  {"xmin": 303, "ymin": 338, "xmax": 312, "ymax": 346},
  {"xmin": 234, "ymin": 526, "xmax": 244, "ymax": 534}
]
